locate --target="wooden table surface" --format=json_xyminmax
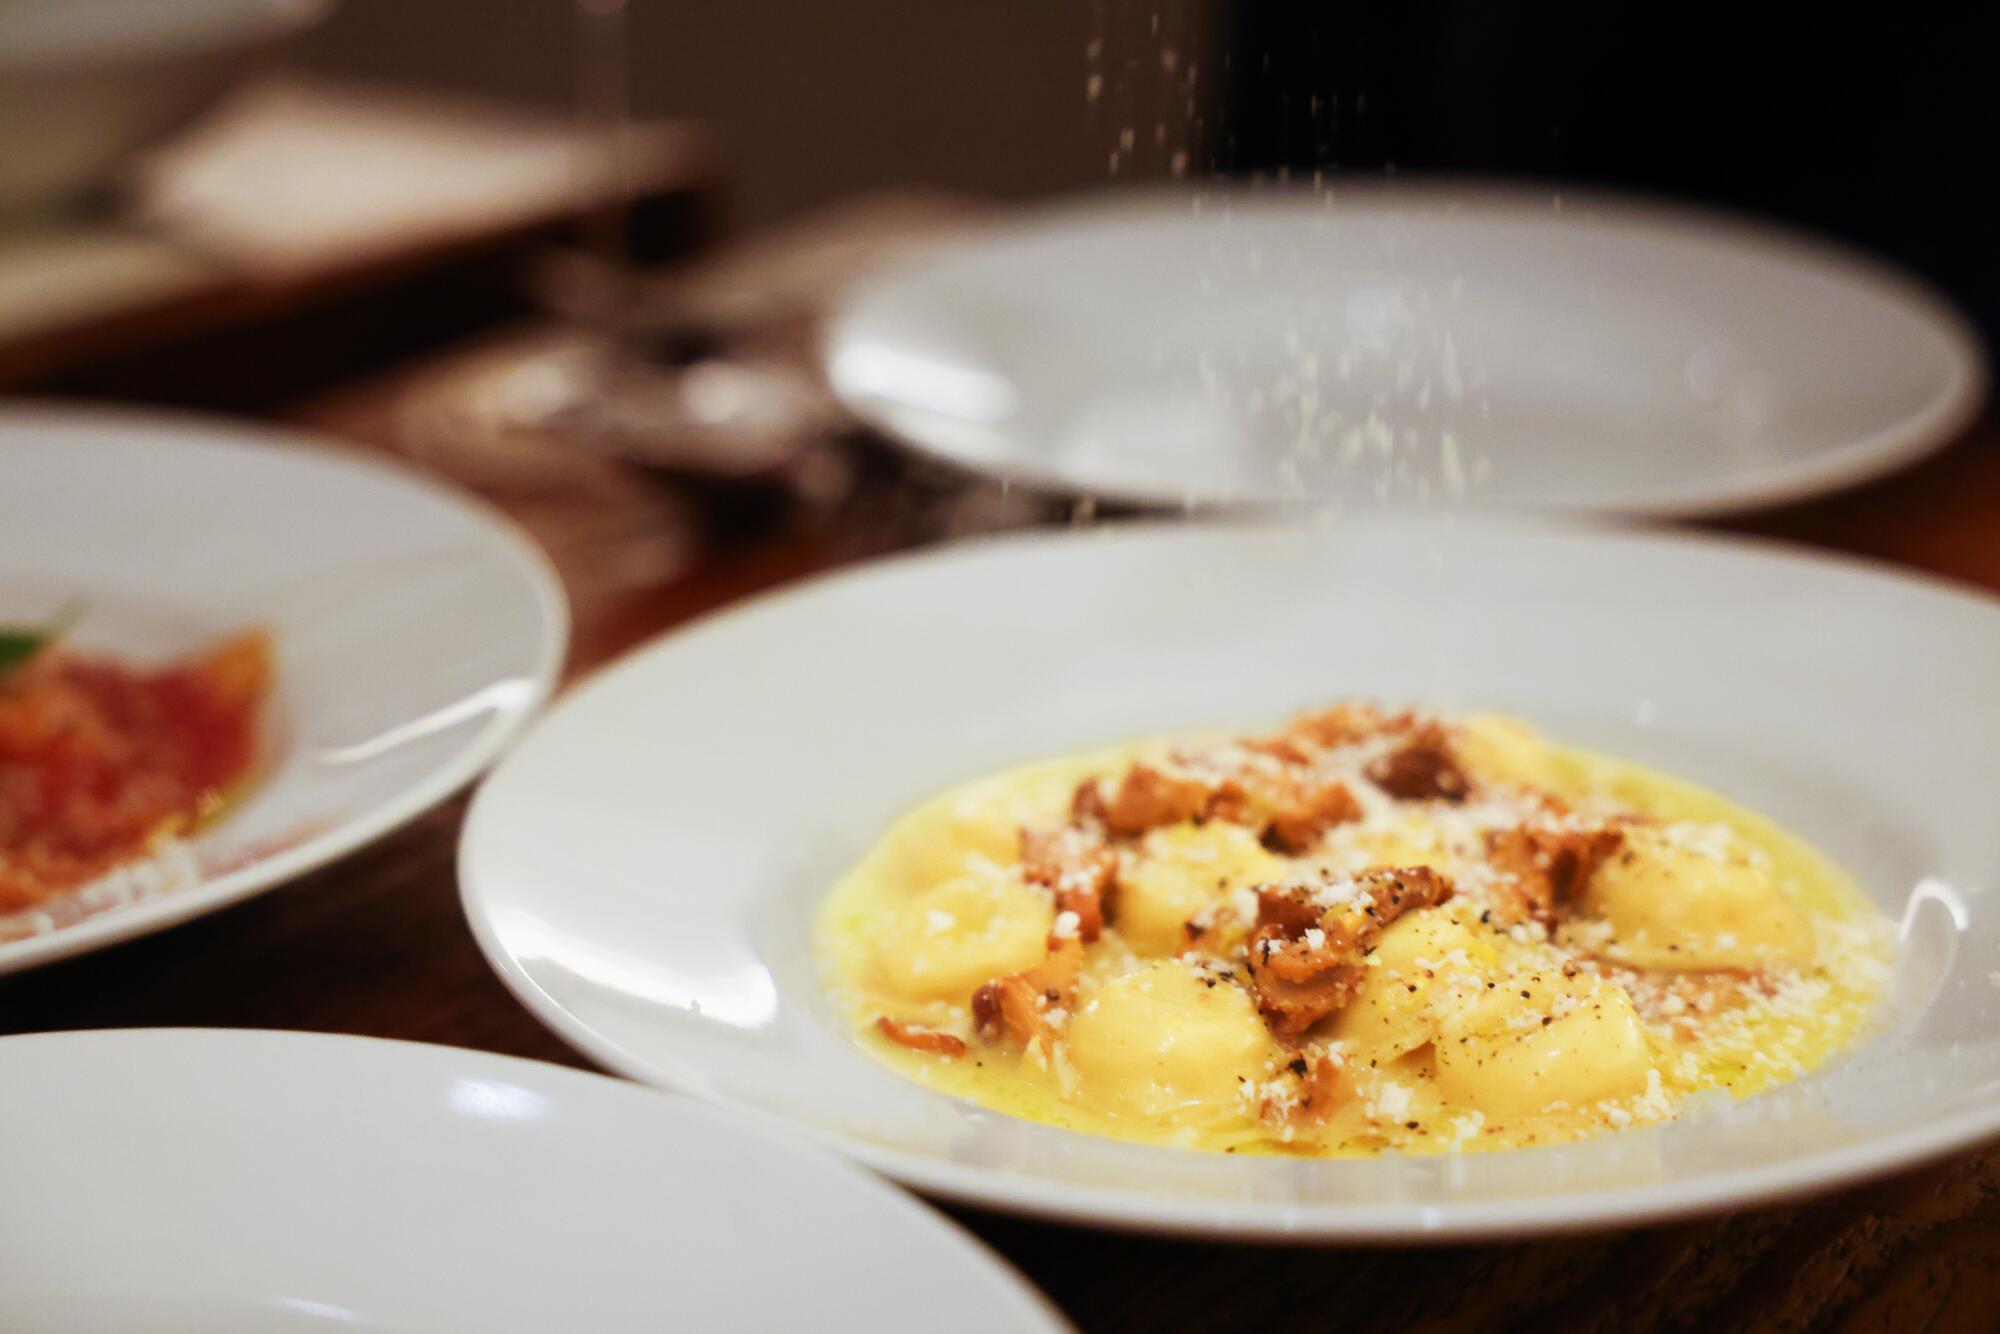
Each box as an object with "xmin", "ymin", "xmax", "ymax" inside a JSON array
[{"xmin": 4, "ymin": 217, "xmax": 1998, "ymax": 1331}]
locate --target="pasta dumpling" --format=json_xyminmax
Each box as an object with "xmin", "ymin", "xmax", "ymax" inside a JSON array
[
  {"xmin": 881, "ymin": 804, "xmax": 1022, "ymax": 891},
  {"xmin": 1117, "ymin": 823, "xmax": 1287, "ymax": 954},
  {"xmin": 1583, "ymin": 825, "xmax": 1812, "ymax": 970},
  {"xmin": 1433, "ymin": 978, "xmax": 1651, "ymax": 1119},
  {"xmin": 1331, "ymin": 907, "xmax": 1495, "ymax": 1061},
  {"xmin": 1454, "ymin": 715, "xmax": 1568, "ymax": 793},
  {"xmin": 875, "ymin": 869, "xmax": 1054, "ymax": 1001},
  {"xmin": 1328, "ymin": 812, "xmax": 1457, "ymax": 877},
  {"xmin": 1067, "ymin": 961, "xmax": 1275, "ymax": 1123}
]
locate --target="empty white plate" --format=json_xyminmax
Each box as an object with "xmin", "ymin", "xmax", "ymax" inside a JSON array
[
  {"xmin": 827, "ymin": 185, "xmax": 1985, "ymax": 515},
  {"xmin": 462, "ymin": 518, "xmax": 2000, "ymax": 1241},
  {"xmin": 0, "ymin": 1029, "xmax": 1070, "ymax": 1333},
  {"xmin": 0, "ymin": 403, "xmax": 566, "ymax": 972}
]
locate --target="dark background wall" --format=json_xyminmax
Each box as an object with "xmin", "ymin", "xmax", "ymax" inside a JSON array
[
  {"xmin": 304, "ymin": 1, "xmax": 1994, "ymax": 339},
  {"xmin": 1223, "ymin": 3, "xmax": 1998, "ymax": 339},
  {"xmin": 301, "ymin": 0, "xmax": 1140, "ymax": 223}
]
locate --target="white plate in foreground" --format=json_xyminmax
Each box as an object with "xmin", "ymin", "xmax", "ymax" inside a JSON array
[
  {"xmin": 827, "ymin": 185, "xmax": 1986, "ymax": 516},
  {"xmin": 0, "ymin": 1029, "xmax": 1070, "ymax": 1334},
  {"xmin": 462, "ymin": 519, "xmax": 2000, "ymax": 1242},
  {"xmin": 0, "ymin": 403, "xmax": 566, "ymax": 972}
]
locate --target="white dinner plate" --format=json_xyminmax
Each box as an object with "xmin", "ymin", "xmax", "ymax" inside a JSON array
[
  {"xmin": 0, "ymin": 403, "xmax": 566, "ymax": 972},
  {"xmin": 463, "ymin": 518, "xmax": 2000, "ymax": 1242},
  {"xmin": 827, "ymin": 185, "xmax": 1986, "ymax": 516},
  {"xmin": 0, "ymin": 1029, "xmax": 1071, "ymax": 1334}
]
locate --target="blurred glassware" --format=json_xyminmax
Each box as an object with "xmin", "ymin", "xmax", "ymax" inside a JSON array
[
  {"xmin": 411, "ymin": 194, "xmax": 985, "ymax": 495},
  {"xmin": 0, "ymin": 0, "xmax": 333, "ymax": 217},
  {"xmin": 454, "ymin": 0, "xmax": 838, "ymax": 483}
]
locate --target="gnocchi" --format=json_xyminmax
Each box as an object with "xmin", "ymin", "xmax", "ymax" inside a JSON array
[
  {"xmin": 1454, "ymin": 714, "xmax": 1565, "ymax": 791},
  {"xmin": 875, "ymin": 869, "xmax": 1055, "ymax": 1001},
  {"xmin": 1582, "ymin": 824, "xmax": 1812, "ymax": 970},
  {"xmin": 821, "ymin": 704, "xmax": 1888, "ymax": 1157},
  {"xmin": 1330, "ymin": 907, "xmax": 1494, "ymax": 1061},
  {"xmin": 1067, "ymin": 960, "xmax": 1275, "ymax": 1123},
  {"xmin": 1434, "ymin": 979, "xmax": 1652, "ymax": 1119},
  {"xmin": 1116, "ymin": 823, "xmax": 1287, "ymax": 954}
]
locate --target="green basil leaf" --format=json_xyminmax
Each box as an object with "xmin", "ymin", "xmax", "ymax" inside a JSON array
[{"xmin": 0, "ymin": 600, "xmax": 85, "ymax": 680}]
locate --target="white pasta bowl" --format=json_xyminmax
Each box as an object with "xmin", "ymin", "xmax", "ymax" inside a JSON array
[{"xmin": 461, "ymin": 518, "xmax": 2000, "ymax": 1241}]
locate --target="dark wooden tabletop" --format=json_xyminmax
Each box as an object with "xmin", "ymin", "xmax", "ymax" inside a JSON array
[{"xmin": 4, "ymin": 206, "xmax": 1997, "ymax": 1332}]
